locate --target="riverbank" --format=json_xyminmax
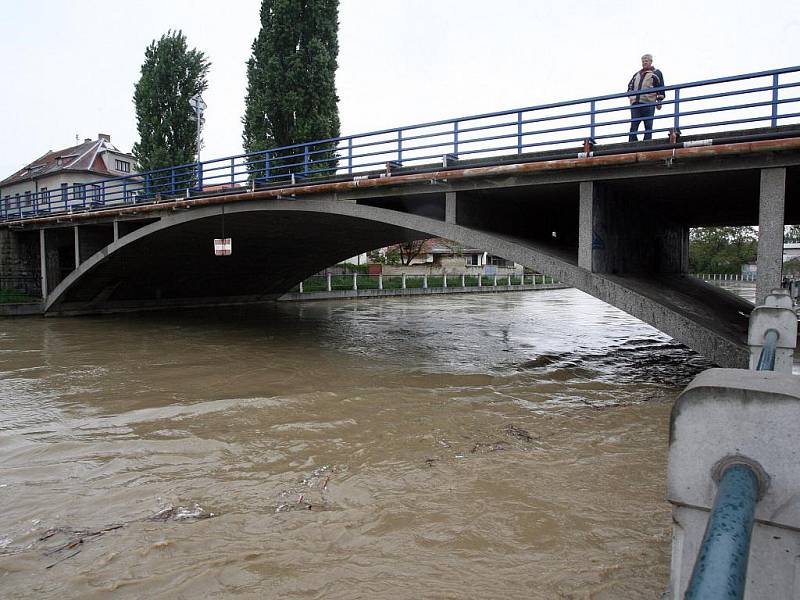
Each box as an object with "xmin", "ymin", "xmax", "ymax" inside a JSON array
[{"xmin": 0, "ymin": 302, "xmax": 43, "ymax": 317}]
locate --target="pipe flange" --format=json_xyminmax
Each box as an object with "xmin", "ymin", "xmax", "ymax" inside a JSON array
[{"xmin": 712, "ymin": 455, "xmax": 771, "ymax": 500}]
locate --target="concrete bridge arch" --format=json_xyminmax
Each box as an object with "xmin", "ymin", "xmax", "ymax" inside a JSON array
[{"xmin": 44, "ymin": 197, "xmax": 752, "ymax": 367}]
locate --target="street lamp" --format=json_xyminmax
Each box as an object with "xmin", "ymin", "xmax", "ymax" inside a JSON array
[{"xmin": 189, "ymin": 94, "xmax": 207, "ymax": 163}]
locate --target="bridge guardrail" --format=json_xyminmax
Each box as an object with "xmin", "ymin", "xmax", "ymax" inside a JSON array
[{"xmin": 2, "ymin": 65, "xmax": 799, "ymax": 222}]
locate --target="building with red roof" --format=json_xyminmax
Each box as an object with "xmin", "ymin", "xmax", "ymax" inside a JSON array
[{"xmin": 0, "ymin": 134, "xmax": 138, "ymax": 212}]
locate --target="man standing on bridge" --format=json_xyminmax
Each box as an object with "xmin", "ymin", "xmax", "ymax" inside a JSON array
[{"xmin": 627, "ymin": 54, "xmax": 665, "ymax": 141}]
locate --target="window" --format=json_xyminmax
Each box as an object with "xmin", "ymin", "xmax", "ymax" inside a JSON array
[
  {"xmin": 73, "ymin": 183, "xmax": 86, "ymax": 202},
  {"xmin": 488, "ymin": 255, "xmax": 514, "ymax": 268},
  {"xmin": 40, "ymin": 187, "xmax": 49, "ymax": 204},
  {"xmin": 60, "ymin": 183, "xmax": 69, "ymax": 203},
  {"xmin": 23, "ymin": 191, "xmax": 31, "ymax": 208},
  {"xmin": 465, "ymin": 254, "xmax": 480, "ymax": 266},
  {"xmin": 115, "ymin": 159, "xmax": 130, "ymax": 173}
]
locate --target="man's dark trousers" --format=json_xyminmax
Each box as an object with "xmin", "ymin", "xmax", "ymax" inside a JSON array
[{"xmin": 629, "ymin": 103, "xmax": 656, "ymax": 141}]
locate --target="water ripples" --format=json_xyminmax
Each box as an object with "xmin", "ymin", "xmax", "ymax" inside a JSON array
[{"xmin": 0, "ymin": 289, "xmax": 706, "ymax": 598}]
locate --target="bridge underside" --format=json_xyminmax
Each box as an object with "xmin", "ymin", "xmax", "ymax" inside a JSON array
[{"xmin": 5, "ymin": 137, "xmax": 800, "ymax": 367}]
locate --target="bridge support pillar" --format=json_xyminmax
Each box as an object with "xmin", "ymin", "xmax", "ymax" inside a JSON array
[
  {"xmin": 578, "ymin": 182, "xmax": 596, "ymax": 270},
  {"xmin": 40, "ymin": 228, "xmax": 74, "ymax": 296},
  {"xmin": 39, "ymin": 229, "xmax": 47, "ymax": 297},
  {"xmin": 445, "ymin": 192, "xmax": 457, "ymax": 224},
  {"xmin": 579, "ymin": 180, "xmax": 688, "ymax": 275},
  {"xmin": 756, "ymin": 168, "xmax": 786, "ymax": 305},
  {"xmin": 73, "ymin": 226, "xmax": 80, "ymax": 268}
]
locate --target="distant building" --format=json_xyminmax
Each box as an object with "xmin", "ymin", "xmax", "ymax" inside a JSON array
[
  {"xmin": 0, "ymin": 134, "xmax": 138, "ymax": 214},
  {"xmin": 381, "ymin": 240, "xmax": 523, "ymax": 275}
]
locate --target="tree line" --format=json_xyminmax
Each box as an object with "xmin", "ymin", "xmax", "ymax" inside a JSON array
[
  {"xmin": 132, "ymin": 0, "xmax": 340, "ymax": 175},
  {"xmin": 689, "ymin": 225, "xmax": 800, "ymax": 275}
]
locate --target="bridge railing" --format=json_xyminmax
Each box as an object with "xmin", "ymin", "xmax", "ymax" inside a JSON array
[{"xmin": 2, "ymin": 66, "xmax": 799, "ymax": 222}]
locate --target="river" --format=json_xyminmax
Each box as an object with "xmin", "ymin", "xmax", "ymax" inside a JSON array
[{"xmin": 0, "ymin": 289, "xmax": 716, "ymax": 599}]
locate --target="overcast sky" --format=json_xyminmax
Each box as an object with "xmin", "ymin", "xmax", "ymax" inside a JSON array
[{"xmin": 0, "ymin": 0, "xmax": 798, "ymax": 178}]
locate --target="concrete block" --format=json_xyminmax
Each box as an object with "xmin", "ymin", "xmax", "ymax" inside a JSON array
[
  {"xmin": 747, "ymin": 289, "xmax": 798, "ymax": 372},
  {"xmin": 666, "ymin": 368, "xmax": 800, "ymax": 599}
]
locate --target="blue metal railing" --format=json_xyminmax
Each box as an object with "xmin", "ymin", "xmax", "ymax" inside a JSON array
[
  {"xmin": 1, "ymin": 65, "xmax": 799, "ymax": 222},
  {"xmin": 755, "ymin": 328, "xmax": 779, "ymax": 370},
  {"xmin": 684, "ymin": 463, "xmax": 760, "ymax": 600}
]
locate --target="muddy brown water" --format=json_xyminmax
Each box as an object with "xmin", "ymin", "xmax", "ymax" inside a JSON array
[{"xmin": 0, "ymin": 289, "xmax": 714, "ymax": 599}]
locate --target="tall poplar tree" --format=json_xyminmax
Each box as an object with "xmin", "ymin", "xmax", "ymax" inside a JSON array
[
  {"xmin": 242, "ymin": 0, "xmax": 340, "ymax": 177},
  {"xmin": 133, "ymin": 31, "xmax": 210, "ymax": 173}
]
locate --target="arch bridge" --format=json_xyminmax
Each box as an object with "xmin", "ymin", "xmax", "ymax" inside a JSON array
[{"xmin": 2, "ymin": 66, "xmax": 800, "ymax": 368}]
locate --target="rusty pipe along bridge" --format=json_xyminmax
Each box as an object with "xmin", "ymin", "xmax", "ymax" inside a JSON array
[{"xmin": 1, "ymin": 65, "xmax": 799, "ymax": 367}]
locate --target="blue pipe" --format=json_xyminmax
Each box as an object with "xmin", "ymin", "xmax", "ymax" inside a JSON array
[
  {"xmin": 756, "ymin": 329, "xmax": 779, "ymax": 371},
  {"xmin": 685, "ymin": 463, "xmax": 760, "ymax": 600}
]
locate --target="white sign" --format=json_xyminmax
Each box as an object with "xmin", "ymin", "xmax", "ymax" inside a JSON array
[
  {"xmin": 189, "ymin": 94, "xmax": 207, "ymax": 114},
  {"xmin": 214, "ymin": 238, "xmax": 232, "ymax": 256}
]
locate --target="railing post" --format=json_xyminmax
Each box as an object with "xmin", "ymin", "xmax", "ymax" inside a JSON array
[
  {"xmin": 517, "ymin": 111, "xmax": 523, "ymax": 154},
  {"xmin": 453, "ymin": 121, "xmax": 459, "ymax": 157},
  {"xmin": 771, "ymin": 73, "xmax": 779, "ymax": 127},
  {"xmin": 423, "ymin": 274, "xmax": 428, "ymax": 289},
  {"xmin": 401, "ymin": 273, "xmax": 406, "ymax": 289},
  {"xmin": 299, "ymin": 281, "xmax": 304, "ymax": 294},
  {"xmin": 264, "ymin": 150, "xmax": 271, "ymax": 182},
  {"xmin": 352, "ymin": 272, "xmax": 357, "ymax": 291},
  {"xmin": 443, "ymin": 273, "xmax": 447, "ymax": 288},
  {"xmin": 673, "ymin": 88, "xmax": 681, "ymax": 131},
  {"xmin": 478, "ymin": 274, "xmax": 482, "ymax": 287},
  {"xmin": 397, "ymin": 130, "xmax": 403, "ymax": 163},
  {"xmin": 230, "ymin": 157, "xmax": 236, "ymax": 184},
  {"xmin": 197, "ymin": 162, "xmax": 204, "ymax": 192},
  {"xmin": 327, "ymin": 273, "xmax": 332, "ymax": 292},
  {"xmin": 171, "ymin": 168, "xmax": 176, "ymax": 195},
  {"xmin": 507, "ymin": 274, "xmax": 512, "ymax": 286},
  {"xmin": 589, "ymin": 100, "xmax": 596, "ymax": 142},
  {"xmin": 303, "ymin": 145, "xmax": 310, "ymax": 176},
  {"xmin": 378, "ymin": 274, "xmax": 383, "ymax": 290},
  {"xmin": 347, "ymin": 138, "xmax": 353, "ymax": 175},
  {"xmin": 461, "ymin": 274, "xmax": 465, "ymax": 287}
]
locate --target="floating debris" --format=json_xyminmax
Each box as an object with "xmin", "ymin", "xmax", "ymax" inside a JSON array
[
  {"xmin": 470, "ymin": 441, "xmax": 510, "ymax": 454},
  {"xmin": 38, "ymin": 524, "xmax": 124, "ymax": 569},
  {"xmin": 427, "ymin": 423, "xmax": 537, "ymax": 465},
  {"xmin": 503, "ymin": 424, "xmax": 534, "ymax": 443},
  {"xmin": 275, "ymin": 465, "xmax": 343, "ymax": 513},
  {"xmin": 148, "ymin": 503, "xmax": 216, "ymax": 522},
  {"xmin": 2, "ymin": 500, "xmax": 220, "ymax": 569}
]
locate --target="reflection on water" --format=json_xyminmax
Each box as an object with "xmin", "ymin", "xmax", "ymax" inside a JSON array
[{"xmin": 0, "ymin": 289, "xmax": 709, "ymax": 599}]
